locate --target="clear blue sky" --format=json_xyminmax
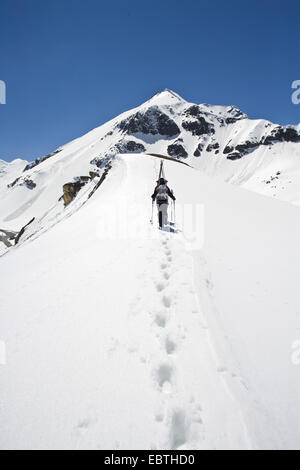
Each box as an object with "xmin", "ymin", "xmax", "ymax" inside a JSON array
[{"xmin": 0, "ymin": 0, "xmax": 299, "ymax": 162}]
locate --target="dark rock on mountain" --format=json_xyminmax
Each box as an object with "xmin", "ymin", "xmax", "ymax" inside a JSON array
[
  {"xmin": 15, "ymin": 218, "xmax": 35, "ymax": 245},
  {"xmin": 61, "ymin": 166, "xmax": 112, "ymax": 207},
  {"xmin": 0, "ymin": 229, "xmax": 17, "ymax": 248},
  {"xmin": 115, "ymin": 140, "xmax": 146, "ymax": 153},
  {"xmin": 62, "ymin": 177, "xmax": 90, "ymax": 206},
  {"xmin": 88, "ymin": 165, "xmax": 112, "ymax": 200},
  {"xmin": 193, "ymin": 143, "xmax": 205, "ymax": 157},
  {"xmin": 223, "ymin": 125, "xmax": 300, "ymax": 161},
  {"xmin": 167, "ymin": 143, "xmax": 188, "ymax": 159},
  {"xmin": 89, "ymin": 171, "xmax": 100, "ymax": 179},
  {"xmin": 263, "ymin": 172, "xmax": 281, "ymax": 185},
  {"xmin": 24, "ymin": 149, "xmax": 61, "ymax": 172},
  {"xmin": 227, "ymin": 152, "xmax": 243, "ymax": 161},
  {"xmin": 227, "ymin": 106, "xmax": 247, "ymax": 119},
  {"xmin": 184, "ymin": 105, "xmax": 201, "ymax": 117},
  {"xmin": 182, "ymin": 117, "xmax": 214, "ymax": 136},
  {"xmin": 90, "ymin": 155, "xmax": 113, "ymax": 169},
  {"xmin": 206, "ymin": 142, "xmax": 220, "ymax": 152},
  {"xmin": 223, "ymin": 145, "xmax": 234, "ymax": 154},
  {"xmin": 224, "ymin": 140, "xmax": 260, "ymax": 159},
  {"xmin": 225, "ymin": 140, "xmax": 259, "ymax": 160},
  {"xmin": 235, "ymin": 141, "xmax": 259, "ymax": 154},
  {"xmin": 8, "ymin": 176, "xmax": 36, "ymax": 189},
  {"xmin": 225, "ymin": 117, "xmax": 239, "ymax": 124},
  {"xmin": 119, "ymin": 106, "xmax": 180, "ymax": 137},
  {"xmin": 283, "ymin": 127, "xmax": 300, "ymax": 142},
  {"xmin": 182, "ymin": 104, "xmax": 215, "ymax": 136},
  {"xmin": 263, "ymin": 126, "xmax": 300, "ymax": 145},
  {"xmin": 7, "ymin": 177, "xmax": 21, "ymax": 188},
  {"xmin": 24, "ymin": 178, "xmax": 36, "ymax": 189}
]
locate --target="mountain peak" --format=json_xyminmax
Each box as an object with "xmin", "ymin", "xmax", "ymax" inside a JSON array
[{"xmin": 146, "ymin": 89, "xmax": 186, "ymax": 107}]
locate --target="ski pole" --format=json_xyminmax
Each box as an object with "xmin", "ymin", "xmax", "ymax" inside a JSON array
[
  {"xmin": 173, "ymin": 200, "xmax": 176, "ymax": 225},
  {"xmin": 150, "ymin": 200, "xmax": 154, "ymax": 224}
]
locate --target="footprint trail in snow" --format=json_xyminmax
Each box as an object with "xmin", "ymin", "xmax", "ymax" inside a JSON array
[{"xmin": 139, "ymin": 229, "xmax": 252, "ymax": 450}]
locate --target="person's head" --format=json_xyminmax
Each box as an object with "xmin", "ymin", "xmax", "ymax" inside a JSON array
[{"xmin": 159, "ymin": 177, "xmax": 166, "ymax": 184}]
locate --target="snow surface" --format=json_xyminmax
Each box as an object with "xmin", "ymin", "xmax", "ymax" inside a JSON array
[
  {"xmin": 0, "ymin": 153, "xmax": 299, "ymax": 450},
  {"xmin": 1, "ymin": 90, "xmax": 300, "ymax": 247},
  {"xmin": 0, "ymin": 90, "xmax": 300, "ymax": 449}
]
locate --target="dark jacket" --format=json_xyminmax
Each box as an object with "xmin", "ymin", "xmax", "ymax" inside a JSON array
[{"xmin": 151, "ymin": 184, "xmax": 176, "ymax": 202}]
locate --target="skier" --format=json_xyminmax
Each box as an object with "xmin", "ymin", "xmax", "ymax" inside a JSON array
[{"xmin": 151, "ymin": 177, "xmax": 176, "ymax": 229}]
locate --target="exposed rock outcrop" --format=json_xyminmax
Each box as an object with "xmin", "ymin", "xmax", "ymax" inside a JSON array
[
  {"xmin": 0, "ymin": 219, "xmax": 36, "ymax": 249},
  {"xmin": 8, "ymin": 176, "xmax": 36, "ymax": 189},
  {"xmin": 227, "ymin": 152, "xmax": 243, "ymax": 161},
  {"xmin": 193, "ymin": 143, "xmax": 205, "ymax": 157},
  {"xmin": 61, "ymin": 165, "xmax": 112, "ymax": 207},
  {"xmin": 115, "ymin": 140, "xmax": 146, "ymax": 153},
  {"xmin": 15, "ymin": 218, "xmax": 35, "ymax": 245},
  {"xmin": 89, "ymin": 171, "xmax": 100, "ymax": 179},
  {"xmin": 24, "ymin": 178, "xmax": 36, "ymax": 189},
  {"xmin": 7, "ymin": 176, "xmax": 21, "ymax": 188},
  {"xmin": 263, "ymin": 171, "xmax": 281, "ymax": 185},
  {"xmin": 90, "ymin": 155, "xmax": 113, "ymax": 169},
  {"xmin": 184, "ymin": 105, "xmax": 201, "ymax": 118},
  {"xmin": 119, "ymin": 106, "xmax": 180, "ymax": 137},
  {"xmin": 0, "ymin": 229, "xmax": 17, "ymax": 248},
  {"xmin": 262, "ymin": 126, "xmax": 300, "ymax": 145},
  {"xmin": 88, "ymin": 165, "xmax": 112, "ymax": 199},
  {"xmin": 223, "ymin": 144, "xmax": 234, "ymax": 154},
  {"xmin": 182, "ymin": 105, "xmax": 215, "ymax": 136},
  {"xmin": 206, "ymin": 142, "xmax": 220, "ymax": 152},
  {"xmin": 62, "ymin": 176, "xmax": 90, "ymax": 206},
  {"xmin": 167, "ymin": 143, "xmax": 188, "ymax": 159},
  {"xmin": 182, "ymin": 118, "xmax": 212, "ymax": 136},
  {"xmin": 223, "ymin": 125, "xmax": 300, "ymax": 161},
  {"xmin": 23, "ymin": 149, "xmax": 62, "ymax": 172}
]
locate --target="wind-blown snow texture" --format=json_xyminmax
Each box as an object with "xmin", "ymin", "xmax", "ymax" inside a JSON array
[{"xmin": 0, "ymin": 91, "xmax": 300, "ymax": 449}]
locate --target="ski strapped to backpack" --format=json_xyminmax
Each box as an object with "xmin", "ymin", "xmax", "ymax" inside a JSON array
[{"xmin": 151, "ymin": 160, "xmax": 176, "ymax": 230}]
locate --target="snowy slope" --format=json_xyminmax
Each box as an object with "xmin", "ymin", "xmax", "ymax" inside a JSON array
[
  {"xmin": 0, "ymin": 158, "xmax": 27, "ymax": 185},
  {"xmin": 0, "ymin": 90, "xmax": 300, "ymax": 448},
  {"xmin": 0, "ymin": 154, "xmax": 299, "ymax": 450},
  {"xmin": 1, "ymin": 89, "xmax": 300, "ymax": 242}
]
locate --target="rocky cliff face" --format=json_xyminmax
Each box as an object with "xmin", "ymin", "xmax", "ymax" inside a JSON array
[
  {"xmin": 5, "ymin": 89, "xmax": 298, "ymax": 180},
  {"xmin": 84, "ymin": 89, "xmax": 300, "ymax": 170},
  {"xmin": 62, "ymin": 177, "xmax": 90, "ymax": 206},
  {"xmin": 118, "ymin": 105, "xmax": 180, "ymax": 137}
]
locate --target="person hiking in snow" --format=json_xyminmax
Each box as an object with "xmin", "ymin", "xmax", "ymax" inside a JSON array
[{"xmin": 151, "ymin": 177, "xmax": 176, "ymax": 229}]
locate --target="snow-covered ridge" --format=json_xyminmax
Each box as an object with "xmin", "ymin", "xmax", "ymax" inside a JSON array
[
  {"xmin": 0, "ymin": 153, "xmax": 299, "ymax": 449},
  {"xmin": 1, "ymin": 88, "xmax": 300, "ymax": 448},
  {"xmin": 0, "ymin": 89, "xmax": 300, "ymax": 255}
]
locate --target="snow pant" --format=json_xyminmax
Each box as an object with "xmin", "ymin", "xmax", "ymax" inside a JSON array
[{"xmin": 157, "ymin": 201, "xmax": 168, "ymax": 228}]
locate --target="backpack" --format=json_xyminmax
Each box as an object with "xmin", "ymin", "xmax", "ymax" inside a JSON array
[{"xmin": 156, "ymin": 184, "xmax": 168, "ymax": 202}]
